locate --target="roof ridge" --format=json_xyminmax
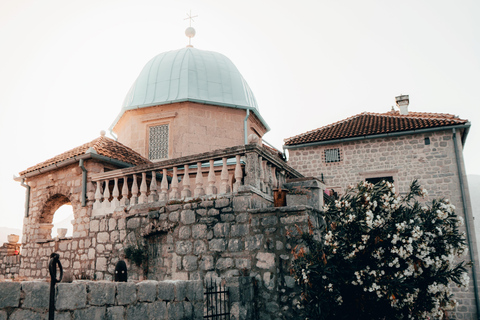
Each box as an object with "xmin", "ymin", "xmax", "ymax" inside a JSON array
[{"xmin": 284, "ymin": 112, "xmax": 368, "ymax": 143}]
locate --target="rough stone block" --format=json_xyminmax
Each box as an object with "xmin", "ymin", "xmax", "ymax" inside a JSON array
[
  {"xmin": 158, "ymin": 281, "xmax": 175, "ymax": 301},
  {"xmin": 207, "ymin": 208, "xmax": 219, "ymax": 216},
  {"xmin": 245, "ymin": 234, "xmax": 263, "ymax": 250},
  {"xmin": 215, "ymin": 198, "xmax": 230, "ymax": 208},
  {"xmin": 209, "ymin": 239, "xmax": 226, "ymax": 252},
  {"xmin": 231, "ymin": 224, "xmax": 249, "ymax": 237},
  {"xmin": 175, "ymin": 241, "xmax": 193, "ymax": 255},
  {"xmin": 88, "ymin": 281, "xmax": 116, "ymax": 305},
  {"xmin": 199, "ymin": 255, "xmax": 215, "ymax": 271},
  {"xmin": 228, "ymin": 238, "xmax": 244, "ymax": 252},
  {"xmin": 126, "ymin": 218, "xmax": 140, "ymax": 229},
  {"xmin": 166, "ymin": 301, "xmax": 184, "ymax": 320},
  {"xmin": 178, "ymin": 226, "xmax": 191, "ymax": 239},
  {"xmin": 147, "ymin": 301, "xmax": 167, "ymax": 320},
  {"xmin": 0, "ymin": 281, "xmax": 21, "ymax": 308},
  {"xmin": 214, "ymin": 223, "xmax": 230, "ymax": 237},
  {"xmin": 10, "ymin": 309, "xmax": 46, "ymax": 320},
  {"xmin": 0, "ymin": 310, "xmax": 6, "ymax": 320},
  {"xmin": 256, "ymin": 252, "xmax": 275, "ymax": 269},
  {"xmin": 180, "ymin": 210, "xmax": 196, "ymax": 225},
  {"xmin": 191, "ymin": 224, "xmax": 207, "ymax": 239},
  {"xmin": 56, "ymin": 282, "xmax": 87, "ymax": 310},
  {"xmin": 137, "ymin": 280, "xmax": 157, "ymax": 302},
  {"xmin": 216, "ymin": 258, "xmax": 234, "ymax": 270},
  {"xmin": 172, "ymin": 280, "xmax": 187, "ymax": 301},
  {"xmin": 126, "ymin": 303, "xmax": 148, "ymax": 320},
  {"xmin": 22, "ymin": 281, "xmax": 49, "ymax": 309},
  {"xmin": 73, "ymin": 306, "xmax": 106, "ymax": 320},
  {"xmin": 183, "ymin": 256, "xmax": 198, "ymax": 271},
  {"xmin": 186, "ymin": 281, "xmax": 203, "ymax": 302},
  {"xmin": 193, "ymin": 240, "xmax": 207, "ymax": 255},
  {"xmin": 116, "ymin": 282, "xmax": 137, "ymax": 305},
  {"xmin": 54, "ymin": 312, "xmax": 72, "ymax": 320},
  {"xmin": 106, "ymin": 306, "xmax": 124, "ymax": 320},
  {"xmin": 97, "ymin": 232, "xmax": 110, "ymax": 243},
  {"xmin": 235, "ymin": 258, "xmax": 251, "ymax": 270}
]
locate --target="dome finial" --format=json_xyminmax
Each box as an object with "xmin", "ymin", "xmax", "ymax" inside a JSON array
[{"xmin": 184, "ymin": 10, "xmax": 198, "ymax": 47}]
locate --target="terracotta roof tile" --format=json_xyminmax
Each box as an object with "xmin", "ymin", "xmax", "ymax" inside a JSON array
[
  {"xmin": 284, "ymin": 110, "xmax": 468, "ymax": 146},
  {"xmin": 20, "ymin": 136, "xmax": 151, "ymax": 175}
]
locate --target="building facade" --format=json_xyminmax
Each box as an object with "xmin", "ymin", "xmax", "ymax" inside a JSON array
[{"xmin": 284, "ymin": 96, "xmax": 480, "ymax": 318}]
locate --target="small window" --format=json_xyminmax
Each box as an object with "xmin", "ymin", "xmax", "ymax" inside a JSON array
[
  {"xmin": 366, "ymin": 176, "xmax": 394, "ymax": 185},
  {"xmin": 149, "ymin": 124, "xmax": 169, "ymax": 160},
  {"xmin": 424, "ymin": 137, "xmax": 430, "ymax": 145},
  {"xmin": 324, "ymin": 148, "xmax": 341, "ymax": 163}
]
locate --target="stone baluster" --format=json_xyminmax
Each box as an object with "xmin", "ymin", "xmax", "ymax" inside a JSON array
[
  {"xmin": 103, "ymin": 180, "xmax": 111, "ymax": 210},
  {"xmin": 131, "ymin": 174, "xmax": 139, "ymax": 205},
  {"xmin": 233, "ymin": 155, "xmax": 243, "ymax": 192},
  {"xmin": 149, "ymin": 171, "xmax": 158, "ymax": 202},
  {"xmin": 271, "ymin": 166, "xmax": 278, "ymax": 190},
  {"xmin": 219, "ymin": 157, "xmax": 230, "ymax": 194},
  {"xmin": 265, "ymin": 163, "xmax": 272, "ymax": 195},
  {"xmin": 194, "ymin": 162, "xmax": 205, "ymax": 197},
  {"xmin": 94, "ymin": 181, "xmax": 103, "ymax": 210},
  {"xmin": 170, "ymin": 167, "xmax": 179, "ymax": 200},
  {"xmin": 112, "ymin": 177, "xmax": 120, "ymax": 209},
  {"xmin": 120, "ymin": 176, "xmax": 129, "ymax": 206},
  {"xmin": 279, "ymin": 170, "xmax": 286, "ymax": 188},
  {"xmin": 139, "ymin": 172, "xmax": 148, "ymax": 204},
  {"xmin": 206, "ymin": 159, "xmax": 217, "ymax": 195},
  {"xmin": 160, "ymin": 169, "xmax": 169, "ymax": 201},
  {"xmin": 181, "ymin": 165, "xmax": 192, "ymax": 198},
  {"xmin": 259, "ymin": 156, "xmax": 265, "ymax": 192}
]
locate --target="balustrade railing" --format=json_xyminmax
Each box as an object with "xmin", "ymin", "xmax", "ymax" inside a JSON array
[{"xmin": 89, "ymin": 144, "xmax": 302, "ymax": 216}]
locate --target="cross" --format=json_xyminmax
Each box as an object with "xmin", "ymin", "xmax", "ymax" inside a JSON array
[{"xmin": 184, "ymin": 10, "xmax": 198, "ymax": 27}]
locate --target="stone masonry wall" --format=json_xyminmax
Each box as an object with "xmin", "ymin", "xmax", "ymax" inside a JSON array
[
  {"xmin": 287, "ymin": 129, "xmax": 480, "ymax": 319},
  {"xmin": 0, "ymin": 256, "xmax": 20, "ymax": 281},
  {"xmin": 16, "ymin": 190, "xmax": 323, "ymax": 320},
  {"xmin": 0, "ymin": 279, "xmax": 203, "ymax": 320}
]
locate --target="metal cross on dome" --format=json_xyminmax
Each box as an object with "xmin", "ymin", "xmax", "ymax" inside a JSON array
[
  {"xmin": 184, "ymin": 10, "xmax": 198, "ymax": 47},
  {"xmin": 184, "ymin": 10, "xmax": 198, "ymax": 27}
]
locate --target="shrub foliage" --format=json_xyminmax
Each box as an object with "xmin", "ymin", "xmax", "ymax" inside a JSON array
[{"xmin": 290, "ymin": 180, "xmax": 469, "ymax": 319}]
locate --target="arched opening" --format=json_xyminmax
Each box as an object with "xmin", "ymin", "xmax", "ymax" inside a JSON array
[
  {"xmin": 52, "ymin": 204, "xmax": 74, "ymax": 238},
  {"xmin": 38, "ymin": 194, "xmax": 73, "ymax": 240}
]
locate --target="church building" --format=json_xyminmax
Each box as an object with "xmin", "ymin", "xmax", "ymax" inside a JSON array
[{"xmin": 0, "ymin": 25, "xmax": 477, "ymax": 320}]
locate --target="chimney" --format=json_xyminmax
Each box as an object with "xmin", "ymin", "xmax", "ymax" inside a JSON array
[{"xmin": 395, "ymin": 95, "xmax": 409, "ymax": 115}]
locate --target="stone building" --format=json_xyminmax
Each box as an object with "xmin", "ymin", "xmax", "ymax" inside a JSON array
[
  {"xmin": 1, "ymin": 30, "xmax": 477, "ymax": 319},
  {"xmin": 284, "ymin": 95, "xmax": 480, "ymax": 318},
  {"xmin": 4, "ymin": 34, "xmax": 325, "ymax": 320}
]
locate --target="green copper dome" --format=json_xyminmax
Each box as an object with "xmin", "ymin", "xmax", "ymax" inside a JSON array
[{"xmin": 111, "ymin": 47, "xmax": 269, "ymax": 131}]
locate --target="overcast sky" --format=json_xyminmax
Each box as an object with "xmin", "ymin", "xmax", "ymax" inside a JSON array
[{"xmin": 0, "ymin": 0, "xmax": 479, "ymax": 232}]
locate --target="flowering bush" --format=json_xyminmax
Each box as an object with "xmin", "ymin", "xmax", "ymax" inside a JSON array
[{"xmin": 290, "ymin": 180, "xmax": 469, "ymax": 320}]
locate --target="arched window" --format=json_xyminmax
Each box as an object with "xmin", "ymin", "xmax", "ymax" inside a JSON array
[
  {"xmin": 38, "ymin": 194, "xmax": 73, "ymax": 241},
  {"xmin": 52, "ymin": 204, "xmax": 74, "ymax": 238}
]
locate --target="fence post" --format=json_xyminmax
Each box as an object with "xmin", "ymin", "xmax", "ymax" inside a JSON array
[{"xmin": 48, "ymin": 253, "xmax": 63, "ymax": 320}]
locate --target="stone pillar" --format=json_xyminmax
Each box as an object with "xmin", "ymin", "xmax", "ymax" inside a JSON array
[{"xmin": 244, "ymin": 152, "xmax": 261, "ymax": 190}]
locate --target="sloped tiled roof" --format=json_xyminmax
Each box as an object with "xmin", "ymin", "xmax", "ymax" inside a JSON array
[
  {"xmin": 284, "ymin": 110, "xmax": 469, "ymax": 146},
  {"xmin": 20, "ymin": 136, "xmax": 151, "ymax": 175}
]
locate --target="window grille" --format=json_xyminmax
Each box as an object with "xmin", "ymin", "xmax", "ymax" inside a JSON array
[
  {"xmin": 149, "ymin": 124, "xmax": 169, "ymax": 160},
  {"xmin": 324, "ymin": 148, "xmax": 341, "ymax": 163}
]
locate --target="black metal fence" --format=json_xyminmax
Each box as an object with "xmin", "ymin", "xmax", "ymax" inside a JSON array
[{"xmin": 204, "ymin": 278, "xmax": 230, "ymax": 320}]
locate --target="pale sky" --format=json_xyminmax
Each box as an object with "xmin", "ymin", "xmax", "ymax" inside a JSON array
[{"xmin": 1, "ymin": 0, "xmax": 479, "ymax": 232}]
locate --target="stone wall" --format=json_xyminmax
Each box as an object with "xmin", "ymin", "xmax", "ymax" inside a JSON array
[
  {"xmin": 17, "ymin": 189, "xmax": 323, "ymax": 320},
  {"xmin": 0, "ymin": 279, "xmax": 203, "ymax": 320},
  {"xmin": 0, "ymin": 256, "xmax": 20, "ymax": 281}
]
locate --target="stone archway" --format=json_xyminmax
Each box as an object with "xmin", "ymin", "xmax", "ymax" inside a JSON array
[{"xmin": 37, "ymin": 194, "xmax": 72, "ymax": 241}]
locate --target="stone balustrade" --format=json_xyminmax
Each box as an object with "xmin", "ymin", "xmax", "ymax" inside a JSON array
[{"xmin": 89, "ymin": 144, "xmax": 302, "ymax": 216}]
